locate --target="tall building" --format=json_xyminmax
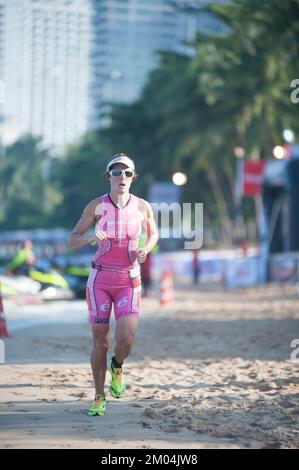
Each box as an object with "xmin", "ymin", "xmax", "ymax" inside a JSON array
[
  {"xmin": 0, "ymin": 0, "xmax": 226, "ymax": 154},
  {"xmin": 91, "ymin": 0, "xmax": 227, "ymax": 128},
  {"xmin": 0, "ymin": 0, "xmax": 93, "ymax": 154},
  {"xmin": 0, "ymin": 0, "xmax": 5, "ymax": 106}
]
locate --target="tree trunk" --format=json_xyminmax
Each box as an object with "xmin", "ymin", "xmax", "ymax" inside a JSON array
[
  {"xmin": 206, "ymin": 167, "xmax": 234, "ymax": 246},
  {"xmin": 224, "ymin": 166, "xmax": 247, "ymax": 241}
]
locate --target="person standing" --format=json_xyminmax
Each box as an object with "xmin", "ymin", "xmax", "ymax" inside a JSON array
[
  {"xmin": 192, "ymin": 248, "xmax": 201, "ymax": 285},
  {"xmin": 6, "ymin": 240, "xmax": 36, "ymax": 275}
]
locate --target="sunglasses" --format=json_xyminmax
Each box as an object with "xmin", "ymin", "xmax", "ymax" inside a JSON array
[{"xmin": 109, "ymin": 169, "xmax": 134, "ymax": 178}]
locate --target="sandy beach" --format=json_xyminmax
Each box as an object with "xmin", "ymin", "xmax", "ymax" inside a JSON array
[{"xmin": 1, "ymin": 283, "xmax": 299, "ymax": 449}]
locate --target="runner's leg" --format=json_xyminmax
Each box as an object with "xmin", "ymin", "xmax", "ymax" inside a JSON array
[
  {"xmin": 91, "ymin": 324, "xmax": 110, "ymax": 395},
  {"xmin": 114, "ymin": 316, "xmax": 138, "ymax": 364}
]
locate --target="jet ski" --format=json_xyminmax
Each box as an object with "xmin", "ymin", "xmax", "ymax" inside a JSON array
[
  {"xmin": 1, "ymin": 264, "xmax": 73, "ymax": 301},
  {"xmin": 29, "ymin": 264, "xmax": 73, "ymax": 300}
]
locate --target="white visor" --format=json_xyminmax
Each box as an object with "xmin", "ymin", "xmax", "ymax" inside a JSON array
[{"xmin": 107, "ymin": 155, "xmax": 135, "ymax": 172}]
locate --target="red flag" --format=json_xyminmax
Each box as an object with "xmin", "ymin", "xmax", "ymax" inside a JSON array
[{"xmin": 242, "ymin": 160, "xmax": 266, "ymax": 196}]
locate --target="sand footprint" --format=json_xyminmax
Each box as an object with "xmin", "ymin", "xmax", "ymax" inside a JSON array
[
  {"xmin": 143, "ymin": 408, "xmax": 161, "ymax": 419},
  {"xmin": 72, "ymin": 425, "xmax": 94, "ymax": 432},
  {"xmin": 149, "ymin": 400, "xmax": 169, "ymax": 409},
  {"xmin": 159, "ymin": 425, "xmax": 181, "ymax": 433},
  {"xmin": 71, "ymin": 392, "xmax": 88, "ymax": 398}
]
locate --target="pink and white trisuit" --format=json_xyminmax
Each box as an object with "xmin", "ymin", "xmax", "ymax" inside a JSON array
[{"xmin": 86, "ymin": 193, "xmax": 142, "ymax": 325}]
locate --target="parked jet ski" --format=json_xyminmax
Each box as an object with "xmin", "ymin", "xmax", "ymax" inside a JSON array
[
  {"xmin": 29, "ymin": 264, "xmax": 73, "ymax": 300},
  {"xmin": 3, "ymin": 263, "xmax": 73, "ymax": 301}
]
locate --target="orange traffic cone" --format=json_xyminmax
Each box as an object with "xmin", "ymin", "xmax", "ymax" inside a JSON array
[
  {"xmin": 160, "ymin": 271, "xmax": 174, "ymax": 306},
  {"xmin": 0, "ymin": 282, "xmax": 10, "ymax": 338}
]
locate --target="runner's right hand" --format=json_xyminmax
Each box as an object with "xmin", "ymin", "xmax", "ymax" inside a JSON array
[{"xmin": 94, "ymin": 228, "xmax": 108, "ymax": 241}]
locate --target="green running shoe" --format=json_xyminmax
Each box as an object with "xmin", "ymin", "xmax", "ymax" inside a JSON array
[
  {"xmin": 87, "ymin": 393, "xmax": 106, "ymax": 416},
  {"xmin": 109, "ymin": 360, "xmax": 126, "ymax": 398}
]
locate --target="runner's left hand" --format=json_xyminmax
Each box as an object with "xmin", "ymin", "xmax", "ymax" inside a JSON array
[{"xmin": 137, "ymin": 249, "xmax": 147, "ymax": 264}]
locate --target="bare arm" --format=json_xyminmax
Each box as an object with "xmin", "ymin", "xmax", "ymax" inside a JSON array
[
  {"xmin": 137, "ymin": 200, "xmax": 158, "ymax": 263},
  {"xmin": 68, "ymin": 200, "xmax": 99, "ymax": 250}
]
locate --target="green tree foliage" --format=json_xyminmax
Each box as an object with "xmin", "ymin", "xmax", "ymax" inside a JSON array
[
  {"xmin": 50, "ymin": 132, "xmax": 113, "ymax": 227},
  {"xmin": 104, "ymin": 0, "xmax": 299, "ymax": 244},
  {"xmin": 0, "ymin": 135, "xmax": 61, "ymax": 229}
]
